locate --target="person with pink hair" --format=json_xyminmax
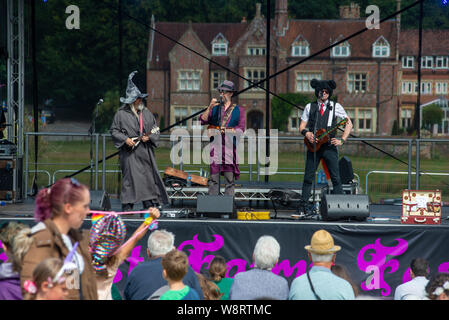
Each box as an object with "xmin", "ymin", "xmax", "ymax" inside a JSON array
[{"xmin": 16, "ymin": 178, "xmax": 98, "ymax": 300}]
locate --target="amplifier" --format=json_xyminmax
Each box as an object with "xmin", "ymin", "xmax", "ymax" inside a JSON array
[{"xmin": 160, "ymin": 208, "xmax": 191, "ymax": 218}]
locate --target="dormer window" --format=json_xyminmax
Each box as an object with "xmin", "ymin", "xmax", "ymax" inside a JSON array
[
  {"xmin": 372, "ymin": 36, "xmax": 390, "ymax": 58},
  {"xmin": 291, "ymin": 36, "xmax": 310, "ymax": 57},
  {"xmin": 212, "ymin": 33, "xmax": 228, "ymax": 56},
  {"xmin": 331, "ymin": 38, "xmax": 350, "ymax": 58}
]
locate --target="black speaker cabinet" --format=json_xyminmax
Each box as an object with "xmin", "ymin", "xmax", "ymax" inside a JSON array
[
  {"xmin": 196, "ymin": 195, "xmax": 235, "ymax": 219},
  {"xmin": 339, "ymin": 156, "xmax": 354, "ymax": 184},
  {"xmin": 90, "ymin": 190, "xmax": 111, "ymax": 211},
  {"xmin": 320, "ymin": 194, "xmax": 370, "ymax": 221}
]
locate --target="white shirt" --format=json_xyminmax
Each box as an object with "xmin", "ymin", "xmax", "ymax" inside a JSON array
[
  {"xmin": 394, "ymin": 276, "xmax": 429, "ymax": 300},
  {"xmin": 301, "ymin": 100, "xmax": 348, "ymax": 122},
  {"xmin": 61, "ymin": 233, "xmax": 85, "ymax": 274}
]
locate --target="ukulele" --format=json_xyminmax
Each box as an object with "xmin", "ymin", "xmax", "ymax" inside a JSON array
[
  {"xmin": 304, "ymin": 118, "xmax": 348, "ymax": 152},
  {"xmin": 126, "ymin": 126, "xmax": 160, "ymax": 151}
]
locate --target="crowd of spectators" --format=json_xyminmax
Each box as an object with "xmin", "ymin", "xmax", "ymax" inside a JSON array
[{"xmin": 0, "ymin": 178, "xmax": 447, "ymax": 301}]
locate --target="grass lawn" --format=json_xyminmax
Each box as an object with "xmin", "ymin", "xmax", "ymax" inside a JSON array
[{"xmin": 25, "ymin": 139, "xmax": 449, "ymax": 203}]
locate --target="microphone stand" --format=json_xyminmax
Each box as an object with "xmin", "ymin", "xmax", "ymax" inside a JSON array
[
  {"xmin": 217, "ymin": 97, "xmax": 223, "ymax": 196},
  {"xmin": 310, "ymin": 101, "xmax": 320, "ymax": 216},
  {"xmin": 89, "ymin": 100, "xmax": 101, "ymax": 190}
]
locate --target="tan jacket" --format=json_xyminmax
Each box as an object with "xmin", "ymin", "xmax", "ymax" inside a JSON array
[{"xmin": 20, "ymin": 219, "xmax": 98, "ymax": 300}]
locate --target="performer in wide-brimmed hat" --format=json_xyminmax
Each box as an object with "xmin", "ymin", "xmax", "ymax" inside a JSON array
[
  {"xmin": 200, "ymin": 80, "xmax": 245, "ymax": 196},
  {"xmin": 110, "ymin": 71, "xmax": 169, "ymax": 211}
]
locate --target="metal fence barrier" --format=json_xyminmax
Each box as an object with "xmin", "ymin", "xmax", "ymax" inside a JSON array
[{"xmin": 23, "ymin": 132, "xmax": 449, "ymax": 202}]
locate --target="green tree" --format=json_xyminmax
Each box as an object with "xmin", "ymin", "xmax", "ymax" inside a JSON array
[
  {"xmin": 271, "ymin": 93, "xmax": 310, "ymax": 132},
  {"xmin": 422, "ymin": 103, "xmax": 444, "ymax": 131},
  {"xmin": 94, "ymin": 89, "xmax": 120, "ymax": 134}
]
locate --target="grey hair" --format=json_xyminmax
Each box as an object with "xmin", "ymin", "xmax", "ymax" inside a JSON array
[
  {"xmin": 147, "ymin": 229, "xmax": 175, "ymax": 257},
  {"xmin": 310, "ymin": 252, "xmax": 334, "ymax": 263},
  {"xmin": 253, "ymin": 235, "xmax": 280, "ymax": 270}
]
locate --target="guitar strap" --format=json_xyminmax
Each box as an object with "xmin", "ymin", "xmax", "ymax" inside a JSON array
[
  {"xmin": 221, "ymin": 104, "xmax": 235, "ymax": 128},
  {"xmin": 327, "ymin": 101, "xmax": 336, "ymax": 128},
  {"xmin": 139, "ymin": 111, "xmax": 143, "ymax": 136}
]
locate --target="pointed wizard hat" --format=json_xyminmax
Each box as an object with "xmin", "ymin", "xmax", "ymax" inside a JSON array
[{"xmin": 120, "ymin": 71, "xmax": 148, "ymax": 104}]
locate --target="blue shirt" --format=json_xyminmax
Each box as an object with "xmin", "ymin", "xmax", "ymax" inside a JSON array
[
  {"xmin": 124, "ymin": 257, "xmax": 203, "ymax": 300},
  {"xmin": 394, "ymin": 276, "xmax": 429, "ymax": 300},
  {"xmin": 229, "ymin": 268, "xmax": 289, "ymax": 300},
  {"xmin": 289, "ymin": 266, "xmax": 355, "ymax": 300}
]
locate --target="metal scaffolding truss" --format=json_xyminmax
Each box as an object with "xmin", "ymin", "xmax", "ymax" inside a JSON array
[{"xmin": 6, "ymin": 0, "xmax": 25, "ymax": 157}]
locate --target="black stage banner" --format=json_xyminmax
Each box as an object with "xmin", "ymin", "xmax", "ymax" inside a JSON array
[{"xmin": 1, "ymin": 218, "xmax": 449, "ymax": 299}]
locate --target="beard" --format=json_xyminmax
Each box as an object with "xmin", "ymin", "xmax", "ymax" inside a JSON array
[{"xmin": 136, "ymin": 103, "xmax": 145, "ymax": 111}]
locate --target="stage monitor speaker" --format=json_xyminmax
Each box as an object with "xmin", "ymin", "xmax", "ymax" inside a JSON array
[
  {"xmin": 90, "ymin": 190, "xmax": 111, "ymax": 211},
  {"xmin": 320, "ymin": 194, "xmax": 369, "ymax": 221},
  {"xmin": 339, "ymin": 156, "xmax": 354, "ymax": 184},
  {"xmin": 196, "ymin": 195, "xmax": 235, "ymax": 219}
]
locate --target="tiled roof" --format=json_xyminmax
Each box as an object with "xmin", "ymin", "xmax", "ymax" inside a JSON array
[
  {"xmin": 148, "ymin": 18, "xmax": 402, "ymax": 70},
  {"xmin": 148, "ymin": 22, "xmax": 248, "ymax": 69},
  {"xmin": 399, "ymin": 29, "xmax": 449, "ymax": 56},
  {"xmin": 278, "ymin": 19, "xmax": 399, "ymax": 59}
]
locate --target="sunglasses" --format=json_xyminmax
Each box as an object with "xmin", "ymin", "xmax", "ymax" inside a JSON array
[{"xmin": 321, "ymin": 90, "xmax": 329, "ymax": 94}]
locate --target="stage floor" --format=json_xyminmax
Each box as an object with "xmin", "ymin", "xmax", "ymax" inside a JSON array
[{"xmin": 1, "ymin": 196, "xmax": 448, "ymax": 226}]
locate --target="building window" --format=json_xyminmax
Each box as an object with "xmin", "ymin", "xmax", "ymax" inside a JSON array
[
  {"xmin": 402, "ymin": 56, "xmax": 414, "ymax": 69},
  {"xmin": 436, "ymin": 82, "xmax": 448, "ymax": 95},
  {"xmin": 173, "ymin": 106, "xmax": 188, "ymax": 128},
  {"xmin": 421, "ymin": 82, "xmax": 432, "ymax": 94},
  {"xmin": 288, "ymin": 109, "xmax": 304, "ymax": 132},
  {"xmin": 244, "ymin": 68, "xmax": 266, "ymax": 91},
  {"xmin": 178, "ymin": 70, "xmax": 201, "ymax": 91},
  {"xmin": 172, "ymin": 106, "xmax": 204, "ymax": 129},
  {"xmin": 372, "ymin": 37, "xmax": 390, "ymax": 58},
  {"xmin": 345, "ymin": 107, "xmax": 375, "ymax": 133},
  {"xmin": 435, "ymin": 56, "xmax": 449, "ymax": 69},
  {"xmin": 291, "ymin": 39, "xmax": 309, "ymax": 57},
  {"xmin": 400, "ymin": 107, "xmax": 413, "ymax": 129},
  {"xmin": 247, "ymin": 47, "xmax": 266, "ymax": 56},
  {"xmin": 421, "ymin": 56, "xmax": 433, "ymax": 69},
  {"xmin": 401, "ymin": 81, "xmax": 417, "ymax": 94},
  {"xmin": 295, "ymin": 73, "xmax": 322, "ymax": 92},
  {"xmin": 211, "ymin": 71, "xmax": 226, "ymax": 90},
  {"xmin": 332, "ymin": 42, "xmax": 350, "ymax": 57},
  {"xmin": 212, "ymin": 33, "xmax": 228, "ymax": 56},
  {"xmin": 347, "ymin": 73, "xmax": 367, "ymax": 93}
]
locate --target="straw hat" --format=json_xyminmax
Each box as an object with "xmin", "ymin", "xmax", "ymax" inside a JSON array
[{"xmin": 304, "ymin": 229, "xmax": 341, "ymax": 254}]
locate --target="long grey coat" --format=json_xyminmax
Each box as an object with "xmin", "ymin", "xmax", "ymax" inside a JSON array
[{"xmin": 110, "ymin": 105, "xmax": 169, "ymax": 205}]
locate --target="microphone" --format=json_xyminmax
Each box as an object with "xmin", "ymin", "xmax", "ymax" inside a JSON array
[{"xmin": 97, "ymin": 98, "xmax": 104, "ymax": 105}]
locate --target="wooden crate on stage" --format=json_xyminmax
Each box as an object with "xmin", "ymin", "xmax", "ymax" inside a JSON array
[
  {"xmin": 164, "ymin": 167, "xmax": 208, "ymax": 186},
  {"xmin": 401, "ymin": 189, "xmax": 442, "ymax": 225}
]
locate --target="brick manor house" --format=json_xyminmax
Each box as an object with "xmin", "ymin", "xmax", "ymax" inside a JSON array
[{"xmin": 146, "ymin": 0, "xmax": 449, "ymax": 136}]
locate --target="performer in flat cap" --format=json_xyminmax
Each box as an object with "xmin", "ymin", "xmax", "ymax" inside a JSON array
[
  {"xmin": 200, "ymin": 80, "xmax": 245, "ymax": 196},
  {"xmin": 299, "ymin": 79, "xmax": 353, "ymax": 215},
  {"xmin": 110, "ymin": 71, "xmax": 169, "ymax": 211}
]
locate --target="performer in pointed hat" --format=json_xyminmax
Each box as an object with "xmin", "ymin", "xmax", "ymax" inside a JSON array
[{"xmin": 110, "ymin": 71, "xmax": 169, "ymax": 212}]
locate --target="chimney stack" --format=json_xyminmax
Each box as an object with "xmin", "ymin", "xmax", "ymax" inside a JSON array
[
  {"xmin": 256, "ymin": 3, "xmax": 262, "ymax": 19},
  {"xmin": 275, "ymin": 0, "xmax": 289, "ymax": 36},
  {"xmin": 339, "ymin": 3, "xmax": 361, "ymax": 19}
]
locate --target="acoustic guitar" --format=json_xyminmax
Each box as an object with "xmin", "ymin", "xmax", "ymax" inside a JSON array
[
  {"xmin": 126, "ymin": 126, "xmax": 160, "ymax": 151},
  {"xmin": 304, "ymin": 118, "xmax": 348, "ymax": 152}
]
